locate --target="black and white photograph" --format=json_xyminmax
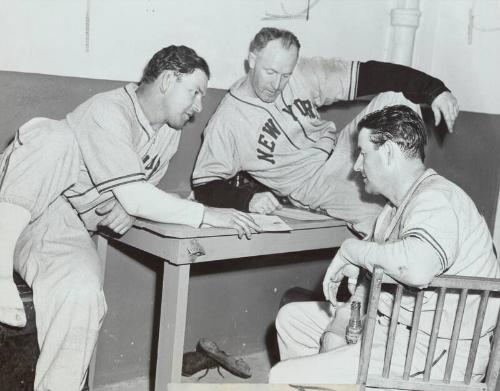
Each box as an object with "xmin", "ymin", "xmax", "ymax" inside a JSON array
[{"xmin": 0, "ymin": 1, "xmax": 499, "ymax": 390}]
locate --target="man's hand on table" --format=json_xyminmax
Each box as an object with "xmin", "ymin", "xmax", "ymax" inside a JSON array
[{"xmin": 202, "ymin": 206, "xmax": 262, "ymax": 239}]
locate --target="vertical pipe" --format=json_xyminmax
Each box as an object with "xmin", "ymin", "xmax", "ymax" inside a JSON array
[{"xmin": 389, "ymin": 0, "xmax": 421, "ymax": 66}]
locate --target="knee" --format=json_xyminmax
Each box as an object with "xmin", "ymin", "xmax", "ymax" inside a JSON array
[
  {"xmin": 268, "ymin": 361, "xmax": 287, "ymax": 384},
  {"xmin": 43, "ymin": 126, "xmax": 78, "ymax": 159},
  {"xmin": 275, "ymin": 303, "xmax": 298, "ymax": 335},
  {"xmin": 54, "ymin": 275, "xmax": 107, "ymax": 319}
]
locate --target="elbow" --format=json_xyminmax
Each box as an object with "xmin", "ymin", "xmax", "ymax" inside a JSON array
[{"xmin": 398, "ymin": 265, "xmax": 435, "ymax": 288}]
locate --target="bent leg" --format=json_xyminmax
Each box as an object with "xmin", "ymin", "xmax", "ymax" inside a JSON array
[
  {"xmin": 0, "ymin": 118, "xmax": 80, "ymax": 327},
  {"xmin": 14, "ymin": 197, "xmax": 107, "ymax": 391},
  {"xmin": 276, "ymin": 301, "xmax": 333, "ymax": 360}
]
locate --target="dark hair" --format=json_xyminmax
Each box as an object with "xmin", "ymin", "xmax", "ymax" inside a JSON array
[
  {"xmin": 249, "ymin": 27, "xmax": 301, "ymax": 53},
  {"xmin": 140, "ymin": 45, "xmax": 210, "ymax": 84},
  {"xmin": 357, "ymin": 105, "xmax": 427, "ymax": 161}
]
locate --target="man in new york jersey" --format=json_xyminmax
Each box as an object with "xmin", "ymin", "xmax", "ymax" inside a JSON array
[
  {"xmin": 0, "ymin": 46, "xmax": 258, "ymax": 391},
  {"xmin": 192, "ymin": 27, "xmax": 459, "ymax": 237},
  {"xmin": 269, "ymin": 105, "xmax": 499, "ymax": 384}
]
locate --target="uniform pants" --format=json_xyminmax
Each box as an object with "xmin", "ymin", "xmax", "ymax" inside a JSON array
[
  {"xmin": 290, "ymin": 92, "xmax": 421, "ymax": 237},
  {"xmin": 0, "ymin": 118, "xmax": 107, "ymax": 391},
  {"xmin": 269, "ymin": 301, "xmax": 490, "ymax": 385}
]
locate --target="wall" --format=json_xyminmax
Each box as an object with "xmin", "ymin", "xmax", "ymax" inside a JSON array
[{"xmin": 1, "ymin": 0, "xmax": 499, "ymax": 114}]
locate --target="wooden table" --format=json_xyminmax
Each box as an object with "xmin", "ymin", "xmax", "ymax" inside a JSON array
[{"xmin": 96, "ymin": 217, "xmax": 352, "ymax": 391}]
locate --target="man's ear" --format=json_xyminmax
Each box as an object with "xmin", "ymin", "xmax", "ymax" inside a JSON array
[
  {"xmin": 159, "ymin": 70, "xmax": 176, "ymax": 94},
  {"xmin": 248, "ymin": 52, "xmax": 256, "ymax": 70},
  {"xmin": 384, "ymin": 140, "xmax": 399, "ymax": 166}
]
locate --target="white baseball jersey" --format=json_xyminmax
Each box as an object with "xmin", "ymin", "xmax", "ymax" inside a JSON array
[
  {"xmin": 64, "ymin": 83, "xmax": 203, "ymax": 229},
  {"xmin": 370, "ymin": 169, "xmax": 499, "ymax": 339},
  {"xmin": 193, "ymin": 57, "xmax": 359, "ymax": 197}
]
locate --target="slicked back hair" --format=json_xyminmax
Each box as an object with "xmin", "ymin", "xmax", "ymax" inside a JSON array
[
  {"xmin": 357, "ymin": 105, "xmax": 427, "ymax": 161},
  {"xmin": 249, "ymin": 27, "xmax": 301, "ymax": 54},
  {"xmin": 140, "ymin": 45, "xmax": 210, "ymax": 85}
]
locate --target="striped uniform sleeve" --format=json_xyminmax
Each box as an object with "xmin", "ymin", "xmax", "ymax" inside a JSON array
[
  {"xmin": 340, "ymin": 190, "xmax": 459, "ymax": 285},
  {"xmin": 72, "ymin": 100, "xmax": 145, "ymax": 194},
  {"xmin": 295, "ymin": 57, "xmax": 359, "ymax": 107},
  {"xmin": 399, "ymin": 190, "xmax": 459, "ymax": 272}
]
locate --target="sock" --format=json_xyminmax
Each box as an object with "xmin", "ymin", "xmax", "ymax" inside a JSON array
[{"xmin": 0, "ymin": 202, "xmax": 31, "ymax": 327}]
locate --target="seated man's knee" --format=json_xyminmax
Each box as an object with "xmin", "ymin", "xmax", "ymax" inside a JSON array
[
  {"xmin": 275, "ymin": 302, "xmax": 300, "ymax": 333},
  {"xmin": 268, "ymin": 361, "xmax": 288, "ymax": 384}
]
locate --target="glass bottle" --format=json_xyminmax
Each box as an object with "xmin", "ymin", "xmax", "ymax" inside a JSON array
[{"xmin": 345, "ymin": 300, "xmax": 362, "ymax": 344}]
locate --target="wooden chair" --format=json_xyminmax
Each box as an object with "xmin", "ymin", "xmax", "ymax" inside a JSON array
[{"xmin": 357, "ymin": 266, "xmax": 500, "ymax": 391}]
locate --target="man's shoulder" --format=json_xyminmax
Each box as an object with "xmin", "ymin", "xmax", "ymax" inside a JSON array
[{"xmin": 69, "ymin": 84, "xmax": 133, "ymax": 119}]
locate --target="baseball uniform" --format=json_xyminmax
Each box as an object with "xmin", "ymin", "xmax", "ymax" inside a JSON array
[
  {"xmin": 192, "ymin": 59, "xmax": 446, "ymax": 236},
  {"xmin": 0, "ymin": 83, "xmax": 202, "ymax": 390},
  {"xmin": 270, "ymin": 169, "xmax": 499, "ymax": 384}
]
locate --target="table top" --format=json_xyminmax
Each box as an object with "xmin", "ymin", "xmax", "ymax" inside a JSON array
[
  {"xmin": 111, "ymin": 216, "xmax": 353, "ymax": 265},
  {"xmin": 133, "ymin": 215, "xmax": 348, "ymax": 239}
]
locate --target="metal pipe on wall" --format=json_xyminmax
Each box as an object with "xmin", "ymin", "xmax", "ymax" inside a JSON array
[{"xmin": 389, "ymin": 0, "xmax": 421, "ymax": 66}]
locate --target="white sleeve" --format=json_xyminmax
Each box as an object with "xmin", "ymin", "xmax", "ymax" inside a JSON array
[
  {"xmin": 296, "ymin": 57, "xmax": 360, "ymax": 107},
  {"xmin": 192, "ymin": 112, "xmax": 241, "ymax": 186},
  {"xmin": 114, "ymin": 181, "xmax": 204, "ymax": 228}
]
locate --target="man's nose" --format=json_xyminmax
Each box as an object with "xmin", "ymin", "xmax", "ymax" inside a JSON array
[
  {"xmin": 354, "ymin": 155, "xmax": 362, "ymax": 172},
  {"xmin": 193, "ymin": 97, "xmax": 203, "ymax": 113},
  {"xmin": 271, "ymin": 75, "xmax": 281, "ymax": 90}
]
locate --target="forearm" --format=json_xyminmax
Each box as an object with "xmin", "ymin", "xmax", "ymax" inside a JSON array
[
  {"xmin": 340, "ymin": 238, "xmax": 442, "ymax": 288},
  {"xmin": 113, "ymin": 181, "xmax": 204, "ymax": 228},
  {"xmin": 193, "ymin": 179, "xmax": 259, "ymax": 211},
  {"xmin": 357, "ymin": 61, "xmax": 449, "ymax": 105}
]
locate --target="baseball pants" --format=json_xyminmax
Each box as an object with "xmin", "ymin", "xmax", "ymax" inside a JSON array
[
  {"xmin": 269, "ymin": 301, "xmax": 490, "ymax": 385},
  {"xmin": 0, "ymin": 118, "xmax": 107, "ymax": 391}
]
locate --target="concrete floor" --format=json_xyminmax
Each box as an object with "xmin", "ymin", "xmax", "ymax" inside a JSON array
[{"xmin": 94, "ymin": 350, "xmax": 272, "ymax": 391}]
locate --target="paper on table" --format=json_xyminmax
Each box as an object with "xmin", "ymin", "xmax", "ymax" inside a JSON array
[
  {"xmin": 272, "ymin": 206, "xmax": 333, "ymax": 221},
  {"xmin": 249, "ymin": 213, "xmax": 292, "ymax": 232}
]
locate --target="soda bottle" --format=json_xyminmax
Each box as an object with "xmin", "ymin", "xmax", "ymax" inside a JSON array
[{"xmin": 345, "ymin": 301, "xmax": 362, "ymax": 344}]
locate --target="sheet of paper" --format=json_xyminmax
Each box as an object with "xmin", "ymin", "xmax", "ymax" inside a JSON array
[
  {"xmin": 249, "ymin": 213, "xmax": 292, "ymax": 232},
  {"xmin": 272, "ymin": 206, "xmax": 333, "ymax": 221}
]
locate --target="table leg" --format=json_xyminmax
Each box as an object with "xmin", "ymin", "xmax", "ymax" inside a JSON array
[{"xmin": 154, "ymin": 261, "xmax": 190, "ymax": 391}]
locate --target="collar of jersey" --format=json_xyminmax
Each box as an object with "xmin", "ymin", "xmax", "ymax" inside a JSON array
[{"xmin": 125, "ymin": 83, "xmax": 156, "ymax": 139}]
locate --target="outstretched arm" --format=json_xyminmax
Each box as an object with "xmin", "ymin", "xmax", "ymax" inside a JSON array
[
  {"xmin": 357, "ymin": 61, "xmax": 459, "ymax": 131},
  {"xmin": 113, "ymin": 181, "xmax": 261, "ymax": 239}
]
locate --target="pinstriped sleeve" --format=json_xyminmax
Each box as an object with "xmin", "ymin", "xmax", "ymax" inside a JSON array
[{"xmin": 295, "ymin": 57, "xmax": 359, "ymax": 107}]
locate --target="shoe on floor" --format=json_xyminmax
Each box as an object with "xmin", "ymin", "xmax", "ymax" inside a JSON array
[
  {"xmin": 197, "ymin": 338, "xmax": 252, "ymax": 379},
  {"xmin": 182, "ymin": 351, "xmax": 218, "ymax": 377}
]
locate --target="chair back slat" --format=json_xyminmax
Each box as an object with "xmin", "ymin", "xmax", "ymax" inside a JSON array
[
  {"xmin": 357, "ymin": 267, "xmax": 384, "ymax": 385},
  {"xmin": 424, "ymin": 287, "xmax": 447, "ymax": 380},
  {"xmin": 383, "ymin": 284, "xmax": 404, "ymax": 377},
  {"xmin": 485, "ymin": 311, "xmax": 500, "ymax": 389},
  {"xmin": 465, "ymin": 291, "xmax": 490, "ymax": 383},
  {"xmin": 403, "ymin": 290, "xmax": 424, "ymax": 379},
  {"xmin": 444, "ymin": 288, "xmax": 468, "ymax": 382}
]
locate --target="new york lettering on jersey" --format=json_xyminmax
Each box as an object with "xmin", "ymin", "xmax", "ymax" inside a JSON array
[{"xmin": 256, "ymin": 98, "xmax": 319, "ymax": 164}]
